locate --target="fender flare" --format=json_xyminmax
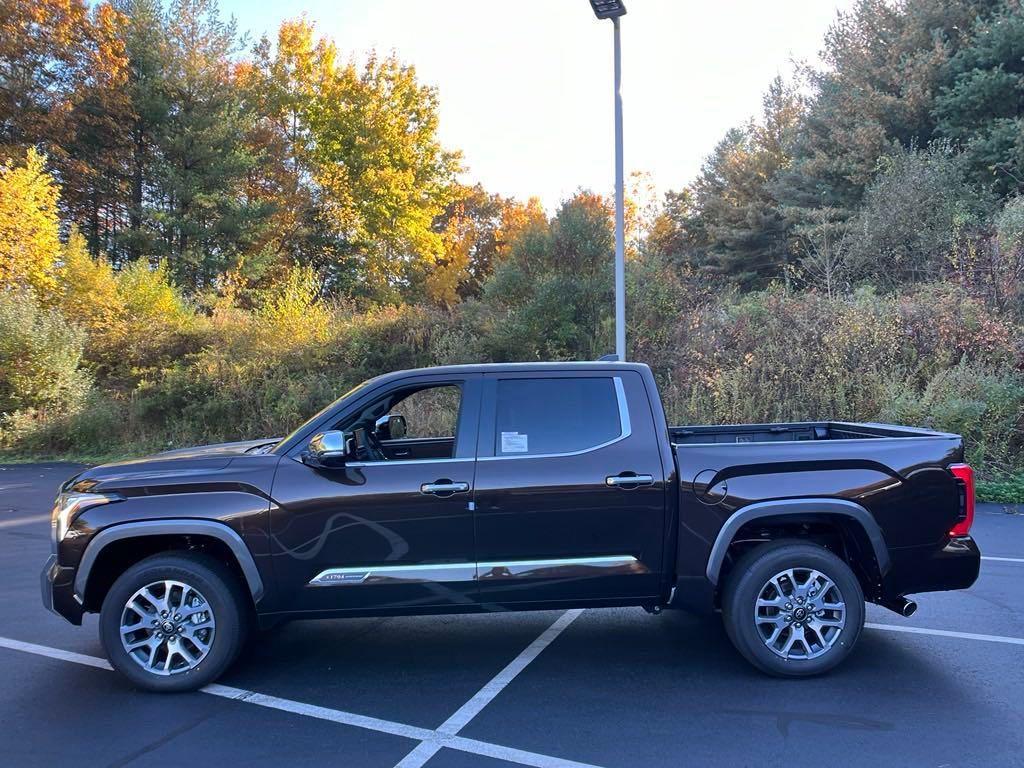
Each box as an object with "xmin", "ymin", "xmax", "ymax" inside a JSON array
[
  {"xmin": 74, "ymin": 519, "xmax": 265, "ymax": 603},
  {"xmin": 705, "ymin": 498, "xmax": 890, "ymax": 586}
]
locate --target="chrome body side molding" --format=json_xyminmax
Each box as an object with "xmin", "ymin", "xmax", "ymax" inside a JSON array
[
  {"xmin": 309, "ymin": 562, "xmax": 476, "ymax": 586},
  {"xmin": 308, "ymin": 554, "xmax": 644, "ymax": 587}
]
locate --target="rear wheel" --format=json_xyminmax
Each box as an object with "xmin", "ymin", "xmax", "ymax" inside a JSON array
[
  {"xmin": 722, "ymin": 540, "xmax": 864, "ymax": 677},
  {"xmin": 99, "ymin": 552, "xmax": 246, "ymax": 692}
]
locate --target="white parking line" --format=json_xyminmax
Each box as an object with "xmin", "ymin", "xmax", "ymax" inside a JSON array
[
  {"xmin": 982, "ymin": 556, "xmax": 1024, "ymax": 564},
  {"xmin": 0, "ymin": 632, "xmax": 604, "ymax": 768},
  {"xmin": 394, "ymin": 609, "xmax": 584, "ymax": 768},
  {"xmin": 866, "ymin": 623, "xmax": 1024, "ymax": 646},
  {"xmin": 0, "ymin": 514, "xmax": 49, "ymax": 530}
]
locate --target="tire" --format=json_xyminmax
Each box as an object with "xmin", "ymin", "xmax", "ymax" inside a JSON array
[
  {"xmin": 99, "ymin": 551, "xmax": 247, "ymax": 692},
  {"xmin": 721, "ymin": 540, "xmax": 865, "ymax": 677}
]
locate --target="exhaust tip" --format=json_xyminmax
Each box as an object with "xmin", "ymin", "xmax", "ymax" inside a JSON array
[{"xmin": 882, "ymin": 596, "xmax": 918, "ymax": 617}]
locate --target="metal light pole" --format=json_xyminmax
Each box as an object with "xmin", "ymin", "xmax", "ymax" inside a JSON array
[{"xmin": 590, "ymin": 0, "xmax": 627, "ymax": 361}]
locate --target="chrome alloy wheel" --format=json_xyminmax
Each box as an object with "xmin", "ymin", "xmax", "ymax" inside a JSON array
[
  {"xmin": 119, "ymin": 580, "xmax": 216, "ymax": 676},
  {"xmin": 754, "ymin": 567, "xmax": 846, "ymax": 660}
]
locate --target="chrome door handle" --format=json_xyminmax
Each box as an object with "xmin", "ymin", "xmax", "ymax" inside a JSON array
[
  {"xmin": 606, "ymin": 474, "xmax": 655, "ymax": 487},
  {"xmin": 420, "ymin": 481, "xmax": 470, "ymax": 495}
]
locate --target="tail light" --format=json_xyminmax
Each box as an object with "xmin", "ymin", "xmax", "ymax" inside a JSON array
[{"xmin": 948, "ymin": 463, "xmax": 975, "ymax": 537}]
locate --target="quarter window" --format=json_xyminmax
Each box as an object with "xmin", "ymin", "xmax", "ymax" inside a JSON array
[{"xmin": 494, "ymin": 377, "xmax": 624, "ymax": 457}]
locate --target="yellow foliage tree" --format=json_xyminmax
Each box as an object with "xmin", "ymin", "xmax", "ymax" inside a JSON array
[
  {"xmin": 54, "ymin": 229, "xmax": 123, "ymax": 338},
  {"xmin": 0, "ymin": 149, "xmax": 61, "ymax": 294},
  {"xmin": 495, "ymin": 197, "xmax": 547, "ymax": 260},
  {"xmin": 425, "ymin": 202, "xmax": 476, "ymax": 308}
]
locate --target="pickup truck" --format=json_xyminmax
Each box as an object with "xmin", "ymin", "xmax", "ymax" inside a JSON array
[{"xmin": 42, "ymin": 361, "xmax": 980, "ymax": 691}]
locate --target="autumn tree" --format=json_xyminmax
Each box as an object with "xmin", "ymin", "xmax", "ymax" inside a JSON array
[
  {"xmin": 0, "ymin": 0, "xmax": 90, "ymax": 158},
  {"xmin": 59, "ymin": 2, "xmax": 133, "ymax": 259},
  {"xmin": 239, "ymin": 19, "xmax": 343, "ymax": 288},
  {"xmin": 478, "ymin": 192, "xmax": 614, "ymax": 361},
  {"xmin": 0, "ymin": 148, "xmax": 61, "ymax": 293},
  {"xmin": 424, "ymin": 184, "xmax": 510, "ymax": 305},
  {"xmin": 304, "ymin": 51, "xmax": 461, "ymax": 299}
]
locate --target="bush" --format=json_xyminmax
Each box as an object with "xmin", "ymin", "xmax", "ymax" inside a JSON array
[
  {"xmin": 883, "ymin": 361, "xmax": 1024, "ymax": 474},
  {"xmin": 977, "ymin": 474, "xmax": 1024, "ymax": 505},
  {"xmin": 0, "ymin": 291, "xmax": 90, "ymax": 442}
]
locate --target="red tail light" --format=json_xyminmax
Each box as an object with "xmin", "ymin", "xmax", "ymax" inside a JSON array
[{"xmin": 948, "ymin": 463, "xmax": 975, "ymax": 537}]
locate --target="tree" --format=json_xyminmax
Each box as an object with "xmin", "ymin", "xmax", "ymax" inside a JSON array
[
  {"xmin": 304, "ymin": 51, "xmax": 461, "ymax": 300},
  {"xmin": 59, "ymin": 2, "xmax": 133, "ymax": 260},
  {"xmin": 113, "ymin": 0, "xmax": 171, "ymax": 264},
  {"xmin": 238, "ymin": 19, "xmax": 339, "ymax": 283},
  {"xmin": 934, "ymin": 1, "xmax": 1024, "ymax": 197},
  {"xmin": 777, "ymin": 0, "xmax": 1003, "ymax": 213},
  {"xmin": 685, "ymin": 78, "xmax": 802, "ymax": 288},
  {"xmin": 792, "ymin": 207, "xmax": 852, "ymax": 298},
  {"xmin": 645, "ymin": 189, "xmax": 692, "ymax": 262},
  {"xmin": 155, "ymin": 0, "xmax": 264, "ymax": 290},
  {"xmin": 0, "ymin": 0, "xmax": 90, "ymax": 157},
  {"xmin": 478, "ymin": 192, "xmax": 614, "ymax": 361},
  {"xmin": 847, "ymin": 143, "xmax": 993, "ymax": 287},
  {"xmin": 424, "ymin": 184, "xmax": 509, "ymax": 305},
  {"xmin": 0, "ymin": 148, "xmax": 61, "ymax": 294}
]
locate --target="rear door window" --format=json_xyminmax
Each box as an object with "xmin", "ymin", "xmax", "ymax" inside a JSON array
[{"xmin": 494, "ymin": 377, "xmax": 625, "ymax": 457}]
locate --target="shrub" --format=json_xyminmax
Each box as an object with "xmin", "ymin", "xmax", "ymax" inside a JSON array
[
  {"xmin": 977, "ymin": 474, "xmax": 1024, "ymax": 505},
  {"xmin": 882, "ymin": 361, "xmax": 1024, "ymax": 476},
  {"xmin": 0, "ymin": 290, "xmax": 91, "ymax": 447}
]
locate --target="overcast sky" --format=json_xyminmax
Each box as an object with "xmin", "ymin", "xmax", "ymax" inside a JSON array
[{"xmin": 221, "ymin": 0, "xmax": 858, "ymax": 208}]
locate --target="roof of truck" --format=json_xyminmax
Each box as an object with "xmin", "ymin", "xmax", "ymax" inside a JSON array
[{"xmin": 379, "ymin": 360, "xmax": 651, "ymax": 378}]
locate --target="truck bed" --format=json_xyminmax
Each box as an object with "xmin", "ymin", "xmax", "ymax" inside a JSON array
[{"xmin": 669, "ymin": 421, "xmax": 954, "ymax": 445}]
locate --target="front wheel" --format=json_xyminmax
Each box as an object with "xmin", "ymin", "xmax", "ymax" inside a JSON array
[
  {"xmin": 721, "ymin": 540, "xmax": 865, "ymax": 677},
  {"xmin": 99, "ymin": 552, "xmax": 247, "ymax": 692}
]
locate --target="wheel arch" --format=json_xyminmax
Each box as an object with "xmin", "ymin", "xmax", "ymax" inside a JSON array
[
  {"xmin": 706, "ymin": 498, "xmax": 890, "ymax": 589},
  {"xmin": 75, "ymin": 520, "xmax": 265, "ymax": 610}
]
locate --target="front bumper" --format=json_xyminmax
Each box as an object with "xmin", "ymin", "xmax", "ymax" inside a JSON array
[
  {"xmin": 41, "ymin": 555, "xmax": 83, "ymax": 625},
  {"xmin": 884, "ymin": 536, "xmax": 981, "ymax": 598}
]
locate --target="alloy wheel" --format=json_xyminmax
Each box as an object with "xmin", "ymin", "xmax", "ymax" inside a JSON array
[
  {"xmin": 753, "ymin": 567, "xmax": 846, "ymax": 660},
  {"xmin": 119, "ymin": 579, "xmax": 216, "ymax": 676}
]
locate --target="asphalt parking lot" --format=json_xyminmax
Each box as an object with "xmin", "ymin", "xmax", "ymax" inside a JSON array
[{"xmin": 2, "ymin": 463, "xmax": 1023, "ymax": 768}]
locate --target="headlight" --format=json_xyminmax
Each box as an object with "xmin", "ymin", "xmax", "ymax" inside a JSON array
[{"xmin": 52, "ymin": 492, "xmax": 121, "ymax": 544}]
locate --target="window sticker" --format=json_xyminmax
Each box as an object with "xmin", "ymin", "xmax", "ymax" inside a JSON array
[{"xmin": 500, "ymin": 432, "xmax": 528, "ymax": 453}]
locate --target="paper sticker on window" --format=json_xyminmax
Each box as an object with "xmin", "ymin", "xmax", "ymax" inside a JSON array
[{"xmin": 500, "ymin": 432, "xmax": 528, "ymax": 453}]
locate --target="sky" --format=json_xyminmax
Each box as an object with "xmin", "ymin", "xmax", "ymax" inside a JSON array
[{"xmin": 220, "ymin": 0, "xmax": 858, "ymax": 208}]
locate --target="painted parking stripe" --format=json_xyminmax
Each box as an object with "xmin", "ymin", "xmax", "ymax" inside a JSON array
[
  {"xmin": 982, "ymin": 556, "xmax": 1024, "ymax": 564},
  {"xmin": 0, "ymin": 514, "xmax": 49, "ymax": 530},
  {"xmin": 394, "ymin": 609, "xmax": 585, "ymax": 768},
  {"xmin": 866, "ymin": 623, "xmax": 1024, "ymax": 646},
  {"xmin": 0, "ymin": 636, "xmax": 112, "ymax": 670},
  {"xmin": 0, "ymin": 634, "xmax": 605, "ymax": 768},
  {"xmin": 438, "ymin": 609, "xmax": 583, "ymax": 734}
]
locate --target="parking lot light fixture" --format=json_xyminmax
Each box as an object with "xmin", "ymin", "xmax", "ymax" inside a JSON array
[
  {"xmin": 588, "ymin": 0, "xmax": 627, "ymax": 360},
  {"xmin": 589, "ymin": 0, "xmax": 626, "ymax": 20}
]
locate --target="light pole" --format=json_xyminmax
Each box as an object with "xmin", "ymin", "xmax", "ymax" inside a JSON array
[{"xmin": 589, "ymin": 0, "xmax": 627, "ymax": 361}]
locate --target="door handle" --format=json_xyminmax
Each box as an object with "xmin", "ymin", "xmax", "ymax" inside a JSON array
[
  {"xmin": 606, "ymin": 473, "xmax": 655, "ymax": 488},
  {"xmin": 421, "ymin": 481, "xmax": 471, "ymax": 495}
]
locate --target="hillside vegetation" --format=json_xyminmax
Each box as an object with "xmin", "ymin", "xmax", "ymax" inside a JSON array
[{"xmin": 1, "ymin": 0, "xmax": 1022, "ymax": 499}]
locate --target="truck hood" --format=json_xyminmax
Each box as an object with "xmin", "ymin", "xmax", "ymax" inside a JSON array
[{"xmin": 65, "ymin": 438, "xmax": 281, "ymax": 491}]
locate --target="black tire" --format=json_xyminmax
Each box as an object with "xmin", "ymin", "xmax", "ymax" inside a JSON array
[
  {"xmin": 721, "ymin": 540, "xmax": 865, "ymax": 677},
  {"xmin": 99, "ymin": 551, "xmax": 247, "ymax": 692}
]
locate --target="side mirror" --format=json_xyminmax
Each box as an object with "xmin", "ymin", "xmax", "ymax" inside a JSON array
[
  {"xmin": 374, "ymin": 414, "xmax": 407, "ymax": 440},
  {"xmin": 306, "ymin": 430, "xmax": 349, "ymax": 465}
]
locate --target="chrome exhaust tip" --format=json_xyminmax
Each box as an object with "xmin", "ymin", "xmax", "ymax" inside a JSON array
[{"xmin": 883, "ymin": 596, "xmax": 917, "ymax": 617}]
